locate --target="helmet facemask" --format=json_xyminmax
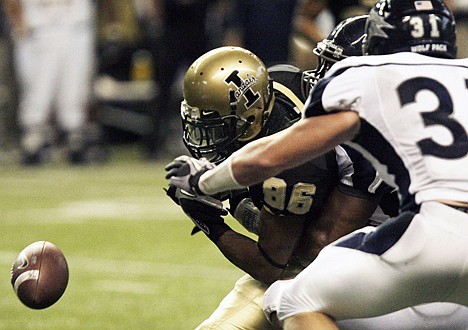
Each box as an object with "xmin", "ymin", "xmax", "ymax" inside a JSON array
[
  {"xmin": 302, "ymin": 15, "xmax": 368, "ymax": 96},
  {"xmin": 302, "ymin": 41, "xmax": 340, "ymax": 96},
  {"xmin": 181, "ymin": 101, "xmax": 252, "ymax": 163}
]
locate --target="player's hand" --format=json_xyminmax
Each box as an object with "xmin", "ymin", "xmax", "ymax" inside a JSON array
[
  {"xmin": 165, "ymin": 185, "xmax": 230, "ymax": 242},
  {"xmin": 165, "ymin": 156, "xmax": 215, "ymax": 195}
]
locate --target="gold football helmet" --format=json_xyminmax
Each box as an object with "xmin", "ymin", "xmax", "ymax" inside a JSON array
[{"xmin": 181, "ymin": 46, "xmax": 273, "ymax": 163}]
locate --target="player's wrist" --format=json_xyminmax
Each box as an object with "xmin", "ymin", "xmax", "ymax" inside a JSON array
[
  {"xmin": 188, "ymin": 170, "xmax": 207, "ymax": 195},
  {"xmin": 206, "ymin": 222, "xmax": 231, "ymax": 243},
  {"xmin": 199, "ymin": 157, "xmax": 244, "ymax": 195}
]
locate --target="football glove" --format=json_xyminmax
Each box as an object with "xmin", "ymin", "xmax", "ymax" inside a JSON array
[
  {"xmin": 165, "ymin": 185, "xmax": 230, "ymax": 243},
  {"xmin": 165, "ymin": 155, "xmax": 215, "ymax": 195}
]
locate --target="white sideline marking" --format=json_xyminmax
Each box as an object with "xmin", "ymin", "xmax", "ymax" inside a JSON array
[
  {"xmin": 72, "ymin": 256, "xmax": 241, "ymax": 279},
  {"xmin": 0, "ymin": 251, "xmax": 242, "ymax": 281},
  {"xmin": 3, "ymin": 251, "xmax": 242, "ymax": 295},
  {"xmin": 2, "ymin": 197, "xmax": 183, "ymax": 223},
  {"xmin": 95, "ymin": 280, "xmax": 157, "ymax": 294}
]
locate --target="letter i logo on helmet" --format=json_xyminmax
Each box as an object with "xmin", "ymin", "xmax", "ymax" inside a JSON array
[{"xmin": 224, "ymin": 70, "xmax": 261, "ymax": 110}]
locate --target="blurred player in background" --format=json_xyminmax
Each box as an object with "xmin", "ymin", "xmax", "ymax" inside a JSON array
[
  {"xmin": 222, "ymin": 0, "xmax": 298, "ymax": 67},
  {"xmin": 3, "ymin": 0, "xmax": 95, "ymax": 165},
  {"xmin": 165, "ymin": 0, "xmax": 468, "ymax": 329},
  {"xmin": 0, "ymin": 4, "xmax": 17, "ymax": 149},
  {"xmin": 146, "ymin": 0, "xmax": 220, "ymax": 160},
  {"xmin": 165, "ymin": 21, "xmax": 403, "ymax": 328}
]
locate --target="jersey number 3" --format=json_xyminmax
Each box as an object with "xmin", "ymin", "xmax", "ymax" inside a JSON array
[{"xmin": 397, "ymin": 77, "xmax": 468, "ymax": 159}]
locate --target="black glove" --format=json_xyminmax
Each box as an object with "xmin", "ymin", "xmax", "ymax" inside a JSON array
[
  {"xmin": 227, "ymin": 189, "xmax": 251, "ymax": 217},
  {"xmin": 165, "ymin": 185, "xmax": 230, "ymax": 243},
  {"xmin": 165, "ymin": 156, "xmax": 215, "ymax": 195},
  {"xmin": 165, "ymin": 185, "xmax": 180, "ymax": 205}
]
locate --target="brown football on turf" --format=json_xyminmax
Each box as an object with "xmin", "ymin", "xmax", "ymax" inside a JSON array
[{"xmin": 11, "ymin": 241, "xmax": 69, "ymax": 309}]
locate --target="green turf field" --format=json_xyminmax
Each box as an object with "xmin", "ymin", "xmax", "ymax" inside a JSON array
[{"xmin": 0, "ymin": 145, "xmax": 247, "ymax": 329}]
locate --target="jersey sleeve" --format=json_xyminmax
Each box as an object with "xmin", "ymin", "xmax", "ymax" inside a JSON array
[
  {"xmin": 304, "ymin": 60, "xmax": 376, "ymax": 119},
  {"xmin": 335, "ymin": 145, "xmax": 396, "ymax": 204},
  {"xmin": 303, "ymin": 78, "xmax": 331, "ymax": 118}
]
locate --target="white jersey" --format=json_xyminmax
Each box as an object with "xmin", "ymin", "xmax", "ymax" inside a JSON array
[
  {"xmin": 268, "ymin": 52, "xmax": 468, "ymax": 323},
  {"xmin": 19, "ymin": 0, "xmax": 93, "ymax": 29},
  {"xmin": 339, "ymin": 302, "xmax": 468, "ymax": 330},
  {"xmin": 264, "ymin": 279, "xmax": 468, "ymax": 329},
  {"xmin": 306, "ymin": 52, "xmax": 468, "ymax": 208}
]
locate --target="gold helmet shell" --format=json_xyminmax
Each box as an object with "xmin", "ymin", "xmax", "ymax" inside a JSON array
[{"xmin": 181, "ymin": 46, "xmax": 273, "ymax": 162}]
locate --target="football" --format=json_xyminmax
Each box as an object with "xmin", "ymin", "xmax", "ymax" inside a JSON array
[{"xmin": 11, "ymin": 241, "xmax": 69, "ymax": 309}]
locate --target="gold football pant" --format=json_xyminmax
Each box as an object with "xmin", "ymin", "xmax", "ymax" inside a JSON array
[{"xmin": 195, "ymin": 274, "xmax": 275, "ymax": 330}]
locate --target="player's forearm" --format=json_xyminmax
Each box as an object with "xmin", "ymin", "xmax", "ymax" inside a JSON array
[
  {"xmin": 199, "ymin": 125, "xmax": 311, "ymax": 194},
  {"xmin": 215, "ymin": 231, "xmax": 284, "ymax": 285},
  {"xmin": 199, "ymin": 113, "xmax": 360, "ymax": 195},
  {"xmin": 294, "ymin": 188, "xmax": 377, "ymax": 262}
]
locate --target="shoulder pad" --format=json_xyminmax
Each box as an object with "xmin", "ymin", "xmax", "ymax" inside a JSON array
[
  {"xmin": 268, "ymin": 64, "xmax": 301, "ymax": 74},
  {"xmin": 268, "ymin": 64, "xmax": 306, "ymax": 114}
]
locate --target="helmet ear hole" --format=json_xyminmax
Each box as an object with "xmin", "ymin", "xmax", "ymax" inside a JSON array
[{"xmin": 247, "ymin": 115, "xmax": 255, "ymax": 123}]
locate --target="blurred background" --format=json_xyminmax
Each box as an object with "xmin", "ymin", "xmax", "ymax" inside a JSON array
[
  {"xmin": 0, "ymin": 0, "xmax": 467, "ymax": 328},
  {"xmin": 0, "ymin": 0, "xmax": 467, "ymax": 165}
]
